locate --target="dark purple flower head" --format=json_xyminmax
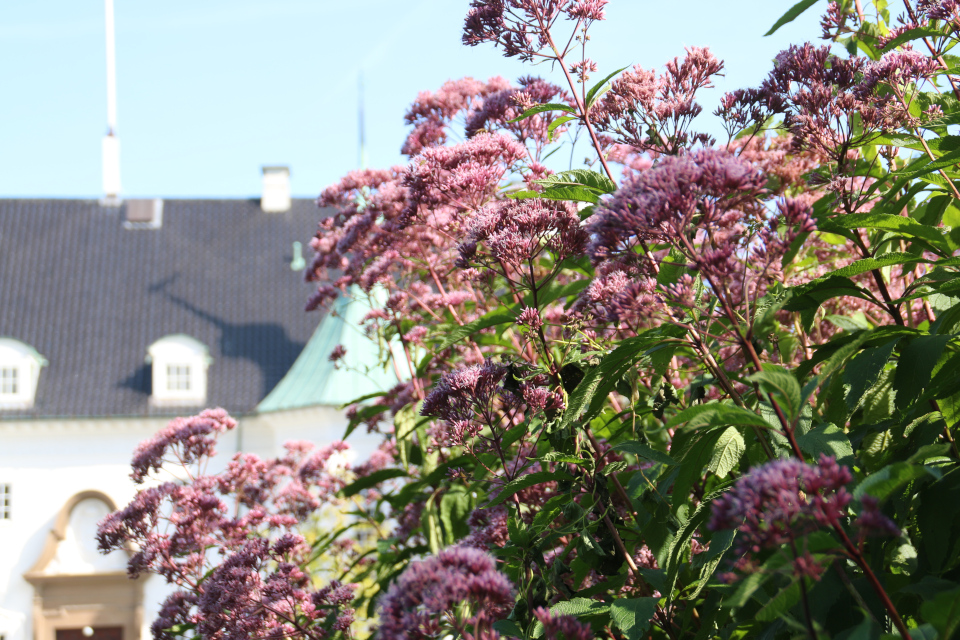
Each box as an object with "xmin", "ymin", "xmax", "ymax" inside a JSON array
[
  {"xmin": 587, "ymin": 148, "xmax": 765, "ymax": 263},
  {"xmin": 709, "ymin": 455, "xmax": 854, "ymax": 575},
  {"xmin": 918, "ymin": 0, "xmax": 960, "ymax": 21},
  {"xmin": 130, "ymin": 409, "xmax": 237, "ymax": 484},
  {"xmin": 376, "ymin": 546, "xmax": 514, "ymax": 640},
  {"xmin": 328, "ymin": 344, "xmax": 347, "ymax": 363},
  {"xmin": 533, "ymin": 607, "xmax": 593, "ymax": 640},
  {"xmin": 459, "ymin": 198, "xmax": 587, "ymax": 272}
]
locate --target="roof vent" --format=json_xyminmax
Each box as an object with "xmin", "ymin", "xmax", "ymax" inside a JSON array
[
  {"xmin": 261, "ymin": 166, "xmax": 291, "ymax": 213},
  {"xmin": 123, "ymin": 199, "xmax": 163, "ymax": 230}
]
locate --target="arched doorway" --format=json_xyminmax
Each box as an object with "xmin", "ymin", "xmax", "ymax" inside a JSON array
[{"xmin": 23, "ymin": 492, "xmax": 142, "ymax": 640}]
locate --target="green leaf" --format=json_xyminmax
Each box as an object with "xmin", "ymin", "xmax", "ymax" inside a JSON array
[
  {"xmin": 485, "ymin": 470, "xmax": 573, "ymax": 508},
  {"xmin": 614, "ymin": 440, "xmax": 677, "ymax": 466},
  {"xmin": 668, "ymin": 402, "xmax": 778, "ymax": 432},
  {"xmin": 439, "ymin": 488, "xmax": 471, "ymax": 544},
  {"xmin": 765, "ymin": 0, "xmax": 820, "ymax": 35},
  {"xmin": 921, "ymin": 587, "xmax": 960, "ymax": 639},
  {"xmin": 690, "ymin": 529, "xmax": 735, "ymax": 599},
  {"xmin": 894, "ymin": 335, "xmax": 954, "ymax": 411},
  {"xmin": 833, "ymin": 213, "xmax": 949, "ymax": 252},
  {"xmin": 432, "ymin": 305, "xmax": 517, "ymax": 354},
  {"xmin": 532, "ymin": 598, "xmax": 611, "ymax": 637},
  {"xmin": 610, "ymin": 598, "xmax": 659, "ymax": 640},
  {"xmin": 893, "ymin": 145, "xmax": 960, "ymax": 182},
  {"xmin": 339, "ymin": 468, "xmax": 407, "ymax": 498},
  {"xmin": 507, "ymin": 102, "xmax": 576, "ymax": 123},
  {"xmin": 559, "ymin": 332, "xmax": 666, "ymax": 431},
  {"xmin": 881, "ymin": 25, "xmax": 951, "ymax": 51},
  {"xmin": 784, "ymin": 276, "xmax": 875, "ymax": 331},
  {"xmin": 547, "ymin": 115, "xmax": 576, "ymax": 141},
  {"xmin": 755, "ymin": 581, "xmax": 802, "ymax": 622},
  {"xmin": 796, "ymin": 423, "xmax": 854, "ymax": 467},
  {"xmin": 906, "ymin": 624, "xmax": 940, "ymax": 640},
  {"xmin": 585, "ymin": 66, "xmax": 629, "ymax": 109},
  {"xmin": 492, "ymin": 620, "xmax": 525, "ymax": 638},
  {"xmin": 707, "ymin": 427, "xmax": 745, "ymax": 479},
  {"xmin": 533, "ymin": 168, "xmax": 617, "ymax": 194},
  {"xmin": 854, "ymin": 462, "xmax": 933, "ymax": 500},
  {"xmin": 512, "ymin": 184, "xmax": 600, "ymax": 204},
  {"xmin": 749, "ymin": 369, "xmax": 803, "ymax": 425},
  {"xmin": 795, "ymin": 254, "xmax": 922, "ymax": 294},
  {"xmin": 844, "ymin": 340, "xmax": 898, "ymax": 410}
]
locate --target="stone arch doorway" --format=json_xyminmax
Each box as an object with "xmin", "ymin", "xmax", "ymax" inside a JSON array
[{"xmin": 23, "ymin": 491, "xmax": 142, "ymax": 640}]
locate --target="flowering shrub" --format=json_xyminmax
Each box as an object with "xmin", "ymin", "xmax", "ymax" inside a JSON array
[{"xmin": 102, "ymin": 1, "xmax": 960, "ymax": 639}]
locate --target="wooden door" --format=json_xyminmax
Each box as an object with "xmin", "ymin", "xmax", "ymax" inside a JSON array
[{"xmin": 56, "ymin": 628, "xmax": 123, "ymax": 640}]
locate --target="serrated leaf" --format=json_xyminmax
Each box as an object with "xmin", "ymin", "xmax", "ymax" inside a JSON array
[
  {"xmin": 755, "ymin": 581, "xmax": 802, "ymax": 622},
  {"xmin": 486, "ymin": 470, "xmax": 573, "ymax": 508},
  {"xmin": 854, "ymin": 462, "xmax": 933, "ymax": 500},
  {"xmin": 881, "ymin": 25, "xmax": 950, "ymax": 51},
  {"xmin": 690, "ymin": 529, "xmax": 735, "ymax": 599},
  {"xmin": 921, "ymin": 587, "xmax": 960, "ymax": 639},
  {"xmin": 749, "ymin": 369, "xmax": 803, "ymax": 424},
  {"xmin": 585, "ymin": 66, "xmax": 629, "ymax": 110},
  {"xmin": 533, "ymin": 168, "xmax": 617, "ymax": 194},
  {"xmin": 796, "ymin": 423, "xmax": 854, "ymax": 467},
  {"xmin": 547, "ymin": 115, "xmax": 576, "ymax": 141},
  {"xmin": 531, "ymin": 598, "xmax": 610, "ymax": 638},
  {"xmin": 667, "ymin": 402, "xmax": 778, "ymax": 432},
  {"xmin": 610, "ymin": 598, "xmax": 658, "ymax": 640},
  {"xmin": 559, "ymin": 332, "xmax": 665, "ymax": 431},
  {"xmin": 707, "ymin": 427, "xmax": 745, "ymax": 479},
  {"xmin": 536, "ymin": 185, "xmax": 600, "ymax": 204},
  {"xmin": 765, "ymin": 0, "xmax": 820, "ymax": 35},
  {"xmin": 833, "ymin": 213, "xmax": 949, "ymax": 252},
  {"xmin": 614, "ymin": 441, "xmax": 677, "ymax": 466},
  {"xmin": 492, "ymin": 620, "xmax": 525, "ymax": 638},
  {"xmin": 894, "ymin": 334, "xmax": 953, "ymax": 411},
  {"xmin": 507, "ymin": 102, "xmax": 576, "ymax": 123},
  {"xmin": 430, "ymin": 305, "xmax": 517, "ymax": 355},
  {"xmin": 844, "ymin": 340, "xmax": 898, "ymax": 410},
  {"xmin": 339, "ymin": 468, "xmax": 407, "ymax": 498}
]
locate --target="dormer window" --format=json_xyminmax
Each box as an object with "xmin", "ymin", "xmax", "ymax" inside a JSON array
[
  {"xmin": 167, "ymin": 364, "xmax": 192, "ymax": 391},
  {"xmin": 1, "ymin": 367, "xmax": 17, "ymax": 394},
  {"xmin": 0, "ymin": 338, "xmax": 47, "ymax": 410},
  {"xmin": 147, "ymin": 335, "xmax": 211, "ymax": 406}
]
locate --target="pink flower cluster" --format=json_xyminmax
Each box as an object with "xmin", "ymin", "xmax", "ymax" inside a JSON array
[
  {"xmin": 594, "ymin": 47, "xmax": 724, "ymax": 154},
  {"xmin": 376, "ymin": 546, "xmax": 514, "ymax": 640},
  {"xmin": 709, "ymin": 455, "xmax": 898, "ymax": 578},
  {"xmin": 99, "ymin": 411, "xmax": 360, "ymax": 640}
]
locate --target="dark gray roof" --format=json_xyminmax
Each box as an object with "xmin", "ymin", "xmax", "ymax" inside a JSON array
[{"xmin": 0, "ymin": 198, "xmax": 326, "ymax": 418}]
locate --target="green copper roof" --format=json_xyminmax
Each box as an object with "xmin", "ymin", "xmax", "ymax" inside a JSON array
[{"xmin": 256, "ymin": 290, "xmax": 398, "ymax": 413}]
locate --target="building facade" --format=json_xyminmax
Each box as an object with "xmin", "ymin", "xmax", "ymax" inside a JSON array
[{"xmin": 0, "ymin": 195, "xmax": 392, "ymax": 640}]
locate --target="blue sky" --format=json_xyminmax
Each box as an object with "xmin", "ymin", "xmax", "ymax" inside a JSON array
[{"xmin": 0, "ymin": 1, "xmax": 822, "ymax": 198}]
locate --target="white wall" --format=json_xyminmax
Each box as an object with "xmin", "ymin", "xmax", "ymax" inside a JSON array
[{"xmin": 0, "ymin": 406, "xmax": 371, "ymax": 640}]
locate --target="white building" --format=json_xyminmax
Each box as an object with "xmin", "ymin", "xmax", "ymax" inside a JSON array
[{"xmin": 0, "ymin": 191, "xmax": 393, "ymax": 640}]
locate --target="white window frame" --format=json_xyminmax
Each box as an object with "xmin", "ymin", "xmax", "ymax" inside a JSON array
[
  {"xmin": 0, "ymin": 484, "xmax": 10, "ymax": 520},
  {"xmin": 147, "ymin": 335, "xmax": 211, "ymax": 406},
  {"xmin": 166, "ymin": 363, "xmax": 192, "ymax": 392},
  {"xmin": 0, "ymin": 367, "xmax": 18, "ymax": 395},
  {"xmin": 0, "ymin": 338, "xmax": 47, "ymax": 410}
]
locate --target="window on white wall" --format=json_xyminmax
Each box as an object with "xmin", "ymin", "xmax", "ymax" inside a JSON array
[
  {"xmin": 147, "ymin": 335, "xmax": 211, "ymax": 406},
  {"xmin": 166, "ymin": 364, "xmax": 192, "ymax": 391},
  {"xmin": 0, "ymin": 338, "xmax": 47, "ymax": 410},
  {"xmin": 0, "ymin": 484, "xmax": 10, "ymax": 519},
  {"xmin": 0, "ymin": 367, "xmax": 17, "ymax": 395}
]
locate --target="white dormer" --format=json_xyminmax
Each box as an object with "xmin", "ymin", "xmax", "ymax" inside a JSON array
[
  {"xmin": 0, "ymin": 338, "xmax": 47, "ymax": 410},
  {"xmin": 146, "ymin": 335, "xmax": 212, "ymax": 406}
]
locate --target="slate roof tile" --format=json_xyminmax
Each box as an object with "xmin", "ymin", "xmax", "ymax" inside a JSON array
[{"xmin": 0, "ymin": 198, "xmax": 325, "ymax": 418}]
